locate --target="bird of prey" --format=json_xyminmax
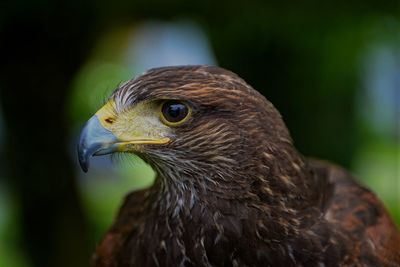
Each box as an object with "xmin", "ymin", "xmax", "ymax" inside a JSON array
[{"xmin": 78, "ymin": 65, "xmax": 400, "ymax": 267}]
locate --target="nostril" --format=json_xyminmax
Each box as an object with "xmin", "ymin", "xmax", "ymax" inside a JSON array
[{"xmin": 105, "ymin": 118, "xmax": 114, "ymax": 124}]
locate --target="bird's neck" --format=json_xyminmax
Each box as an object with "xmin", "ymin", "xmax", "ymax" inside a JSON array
[{"xmin": 147, "ymin": 143, "xmax": 320, "ymax": 221}]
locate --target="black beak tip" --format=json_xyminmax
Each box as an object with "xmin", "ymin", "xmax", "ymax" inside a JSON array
[
  {"xmin": 77, "ymin": 146, "xmax": 89, "ymax": 173},
  {"xmin": 79, "ymin": 159, "xmax": 89, "ymax": 173}
]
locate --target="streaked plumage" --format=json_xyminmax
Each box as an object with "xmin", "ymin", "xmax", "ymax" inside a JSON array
[{"xmin": 78, "ymin": 65, "xmax": 400, "ymax": 267}]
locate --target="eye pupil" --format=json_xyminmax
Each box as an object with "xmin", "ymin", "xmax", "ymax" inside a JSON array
[
  {"xmin": 162, "ymin": 101, "xmax": 189, "ymax": 124},
  {"xmin": 168, "ymin": 104, "xmax": 181, "ymax": 118}
]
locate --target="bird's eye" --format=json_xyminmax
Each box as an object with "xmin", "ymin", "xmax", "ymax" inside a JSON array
[{"xmin": 160, "ymin": 100, "xmax": 191, "ymax": 126}]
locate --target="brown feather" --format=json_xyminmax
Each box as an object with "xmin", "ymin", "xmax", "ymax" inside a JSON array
[{"xmin": 90, "ymin": 65, "xmax": 400, "ymax": 267}]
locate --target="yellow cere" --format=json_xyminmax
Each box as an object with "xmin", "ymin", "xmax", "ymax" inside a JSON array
[
  {"xmin": 95, "ymin": 100, "xmax": 117, "ymax": 129},
  {"xmin": 95, "ymin": 100, "xmax": 172, "ymax": 145}
]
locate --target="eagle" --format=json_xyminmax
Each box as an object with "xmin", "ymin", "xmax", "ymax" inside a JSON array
[{"xmin": 78, "ymin": 65, "xmax": 400, "ymax": 267}]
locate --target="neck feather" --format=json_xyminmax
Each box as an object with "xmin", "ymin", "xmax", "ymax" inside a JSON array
[{"xmin": 144, "ymin": 143, "xmax": 320, "ymax": 221}]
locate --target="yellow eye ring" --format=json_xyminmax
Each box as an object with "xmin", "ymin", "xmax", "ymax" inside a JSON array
[{"xmin": 159, "ymin": 100, "xmax": 192, "ymax": 126}]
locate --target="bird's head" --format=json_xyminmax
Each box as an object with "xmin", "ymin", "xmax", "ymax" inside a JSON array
[{"xmin": 78, "ymin": 65, "xmax": 301, "ymax": 196}]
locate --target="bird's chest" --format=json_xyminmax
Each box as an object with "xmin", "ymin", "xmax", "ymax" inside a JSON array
[
  {"xmin": 103, "ymin": 204, "xmax": 250, "ymax": 267},
  {"xmin": 125, "ymin": 215, "xmax": 234, "ymax": 266},
  {"xmin": 94, "ymin": 197, "xmax": 334, "ymax": 267}
]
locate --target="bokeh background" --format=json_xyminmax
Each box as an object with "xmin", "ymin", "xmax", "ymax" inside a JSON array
[{"xmin": 0, "ymin": 1, "xmax": 399, "ymax": 266}]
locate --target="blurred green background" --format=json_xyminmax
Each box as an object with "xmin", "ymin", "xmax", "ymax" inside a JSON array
[{"xmin": 0, "ymin": 1, "xmax": 399, "ymax": 266}]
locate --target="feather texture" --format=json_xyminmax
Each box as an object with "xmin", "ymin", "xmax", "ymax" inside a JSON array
[{"xmin": 88, "ymin": 65, "xmax": 400, "ymax": 267}]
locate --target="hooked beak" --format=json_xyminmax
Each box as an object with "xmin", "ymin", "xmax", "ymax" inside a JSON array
[
  {"xmin": 77, "ymin": 115, "xmax": 120, "ymax": 172},
  {"xmin": 77, "ymin": 105, "xmax": 171, "ymax": 173}
]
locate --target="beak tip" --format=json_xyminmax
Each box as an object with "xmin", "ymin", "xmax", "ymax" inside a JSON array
[
  {"xmin": 77, "ymin": 147, "xmax": 90, "ymax": 173},
  {"xmin": 77, "ymin": 115, "xmax": 118, "ymax": 173},
  {"xmin": 80, "ymin": 161, "xmax": 89, "ymax": 173}
]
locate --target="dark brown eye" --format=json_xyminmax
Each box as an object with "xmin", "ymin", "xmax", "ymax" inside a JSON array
[{"xmin": 161, "ymin": 100, "xmax": 190, "ymax": 125}]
